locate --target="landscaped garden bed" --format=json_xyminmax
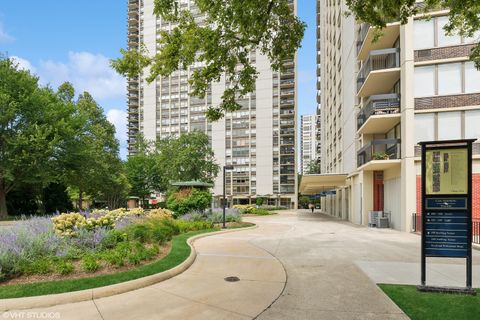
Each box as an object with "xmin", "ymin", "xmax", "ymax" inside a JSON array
[
  {"xmin": 0, "ymin": 207, "xmax": 253, "ymax": 298},
  {"xmin": 233, "ymin": 205, "xmax": 278, "ymax": 216}
]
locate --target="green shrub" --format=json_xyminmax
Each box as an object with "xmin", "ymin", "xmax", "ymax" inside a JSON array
[
  {"xmin": 100, "ymin": 250, "xmax": 125, "ymax": 267},
  {"xmin": 55, "ymin": 260, "xmax": 74, "ymax": 275},
  {"xmin": 160, "ymin": 218, "xmax": 181, "ymax": 236},
  {"xmin": 81, "ymin": 255, "xmax": 100, "ymax": 272},
  {"xmin": 130, "ymin": 224, "xmax": 151, "ymax": 243},
  {"xmin": 174, "ymin": 220, "xmax": 214, "ymax": 233},
  {"xmin": 166, "ymin": 188, "xmax": 212, "ymax": 217},
  {"xmin": 100, "ymin": 230, "xmax": 125, "ymax": 250},
  {"xmin": 149, "ymin": 224, "xmax": 172, "ymax": 243},
  {"xmin": 252, "ymin": 208, "xmax": 271, "ymax": 215},
  {"xmin": 22, "ymin": 258, "xmax": 52, "ymax": 275}
]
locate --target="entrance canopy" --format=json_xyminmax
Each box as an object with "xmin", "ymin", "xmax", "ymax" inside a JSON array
[{"xmin": 299, "ymin": 174, "xmax": 348, "ymax": 195}]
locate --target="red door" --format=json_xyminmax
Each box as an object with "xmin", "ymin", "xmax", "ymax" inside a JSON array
[{"xmin": 373, "ymin": 171, "xmax": 384, "ymax": 211}]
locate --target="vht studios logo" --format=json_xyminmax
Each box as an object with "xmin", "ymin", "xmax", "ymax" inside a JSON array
[{"xmin": 2, "ymin": 312, "xmax": 60, "ymax": 319}]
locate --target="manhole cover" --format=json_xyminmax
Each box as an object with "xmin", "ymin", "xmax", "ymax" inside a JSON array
[{"xmin": 224, "ymin": 276, "xmax": 240, "ymax": 282}]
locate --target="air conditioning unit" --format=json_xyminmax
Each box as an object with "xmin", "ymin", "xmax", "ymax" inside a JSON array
[
  {"xmin": 368, "ymin": 211, "xmax": 382, "ymax": 227},
  {"xmin": 378, "ymin": 217, "xmax": 390, "ymax": 228}
]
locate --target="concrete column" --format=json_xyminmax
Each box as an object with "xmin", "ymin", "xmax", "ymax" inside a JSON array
[{"xmin": 400, "ymin": 18, "xmax": 416, "ymax": 232}]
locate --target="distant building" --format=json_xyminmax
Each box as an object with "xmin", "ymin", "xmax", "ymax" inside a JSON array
[
  {"xmin": 126, "ymin": 0, "xmax": 299, "ymax": 208},
  {"xmin": 300, "ymin": 114, "xmax": 318, "ymax": 174}
]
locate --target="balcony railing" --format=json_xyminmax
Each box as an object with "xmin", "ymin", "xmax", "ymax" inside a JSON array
[
  {"xmin": 357, "ymin": 94, "xmax": 401, "ymax": 130},
  {"xmin": 357, "ymin": 139, "xmax": 401, "ymax": 167},
  {"xmin": 357, "ymin": 48, "xmax": 400, "ymax": 92}
]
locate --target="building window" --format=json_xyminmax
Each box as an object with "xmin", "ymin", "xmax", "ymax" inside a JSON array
[
  {"xmin": 438, "ymin": 111, "xmax": 461, "ymax": 140},
  {"xmin": 414, "ymin": 19, "xmax": 434, "ymax": 49},
  {"xmin": 437, "ymin": 16, "xmax": 461, "ymax": 47},
  {"xmin": 465, "ymin": 110, "xmax": 480, "ymax": 141},
  {"xmin": 415, "ymin": 113, "xmax": 435, "ymax": 143},
  {"xmin": 437, "ymin": 63, "xmax": 461, "ymax": 95},
  {"xmin": 414, "ymin": 15, "xmax": 478, "ymax": 50},
  {"xmin": 414, "ymin": 66, "xmax": 435, "ymax": 97},
  {"xmin": 465, "ymin": 62, "xmax": 480, "ymax": 93},
  {"xmin": 415, "ymin": 62, "xmax": 480, "ymax": 97}
]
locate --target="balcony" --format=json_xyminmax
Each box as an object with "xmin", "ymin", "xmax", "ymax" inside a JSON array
[
  {"xmin": 357, "ymin": 48, "xmax": 400, "ymax": 98},
  {"xmin": 357, "ymin": 94, "xmax": 401, "ymax": 134},
  {"xmin": 357, "ymin": 139, "xmax": 401, "ymax": 171},
  {"xmin": 357, "ymin": 23, "xmax": 400, "ymax": 61},
  {"xmin": 280, "ymin": 79, "xmax": 294, "ymax": 88}
]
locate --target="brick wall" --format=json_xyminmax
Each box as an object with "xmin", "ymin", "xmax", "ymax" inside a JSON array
[
  {"xmin": 414, "ymin": 44, "xmax": 475, "ymax": 62},
  {"xmin": 416, "ymin": 174, "xmax": 480, "ymax": 220},
  {"xmin": 415, "ymin": 93, "xmax": 480, "ymax": 110},
  {"xmin": 474, "ymin": 174, "xmax": 480, "ymax": 220}
]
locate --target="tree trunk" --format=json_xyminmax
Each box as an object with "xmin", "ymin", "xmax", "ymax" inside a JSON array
[
  {"xmin": 78, "ymin": 190, "xmax": 83, "ymax": 210},
  {"xmin": 0, "ymin": 187, "xmax": 8, "ymax": 219}
]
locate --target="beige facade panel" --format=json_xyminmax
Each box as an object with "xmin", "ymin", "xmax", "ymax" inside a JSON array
[
  {"xmin": 357, "ymin": 114, "xmax": 401, "ymax": 135},
  {"xmin": 357, "ymin": 68, "xmax": 401, "ymax": 97},
  {"xmin": 357, "ymin": 23, "xmax": 400, "ymax": 61}
]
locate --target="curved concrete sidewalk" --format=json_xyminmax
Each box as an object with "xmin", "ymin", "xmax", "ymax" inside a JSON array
[{"xmin": 1, "ymin": 226, "xmax": 287, "ymax": 320}]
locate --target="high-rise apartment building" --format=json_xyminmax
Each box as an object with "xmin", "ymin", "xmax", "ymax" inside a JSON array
[
  {"xmin": 127, "ymin": 0, "xmax": 298, "ymax": 208},
  {"xmin": 315, "ymin": 0, "xmax": 322, "ymax": 171},
  {"xmin": 300, "ymin": 114, "xmax": 317, "ymax": 174},
  {"xmin": 301, "ymin": 0, "xmax": 480, "ymax": 231}
]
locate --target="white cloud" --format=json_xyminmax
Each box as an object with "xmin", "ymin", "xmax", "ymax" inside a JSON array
[
  {"xmin": 10, "ymin": 56, "xmax": 36, "ymax": 73},
  {"xmin": 0, "ymin": 22, "xmax": 14, "ymax": 43},
  {"xmin": 107, "ymin": 109, "xmax": 128, "ymax": 159},
  {"xmin": 38, "ymin": 51, "xmax": 126, "ymax": 100}
]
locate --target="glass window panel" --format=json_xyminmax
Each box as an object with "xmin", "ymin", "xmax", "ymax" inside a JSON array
[
  {"xmin": 415, "ymin": 113, "xmax": 435, "ymax": 143},
  {"xmin": 464, "ymin": 30, "xmax": 480, "ymax": 44},
  {"xmin": 465, "ymin": 62, "xmax": 480, "ymax": 93},
  {"xmin": 414, "ymin": 66, "xmax": 435, "ymax": 97},
  {"xmin": 438, "ymin": 63, "xmax": 461, "ymax": 95},
  {"xmin": 438, "ymin": 112, "xmax": 461, "ymax": 140},
  {"xmin": 437, "ymin": 16, "xmax": 461, "ymax": 46},
  {"xmin": 465, "ymin": 110, "xmax": 480, "ymax": 141},
  {"xmin": 414, "ymin": 19, "xmax": 434, "ymax": 49}
]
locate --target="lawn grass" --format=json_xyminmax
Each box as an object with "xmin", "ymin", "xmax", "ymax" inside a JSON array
[
  {"xmin": 379, "ymin": 284, "xmax": 480, "ymax": 320},
  {"xmin": 0, "ymin": 229, "xmax": 216, "ymax": 299}
]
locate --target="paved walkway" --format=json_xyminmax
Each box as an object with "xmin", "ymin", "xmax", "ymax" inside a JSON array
[{"xmin": 3, "ymin": 211, "xmax": 480, "ymax": 319}]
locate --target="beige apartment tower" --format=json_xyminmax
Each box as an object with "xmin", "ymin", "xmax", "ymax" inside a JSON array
[
  {"xmin": 301, "ymin": 0, "xmax": 480, "ymax": 230},
  {"xmin": 127, "ymin": 0, "xmax": 298, "ymax": 208}
]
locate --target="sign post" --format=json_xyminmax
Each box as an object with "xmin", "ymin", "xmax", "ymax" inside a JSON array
[{"xmin": 418, "ymin": 139, "xmax": 475, "ymax": 295}]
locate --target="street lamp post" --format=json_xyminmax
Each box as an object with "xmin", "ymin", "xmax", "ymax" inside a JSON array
[{"xmin": 223, "ymin": 165, "xmax": 234, "ymax": 228}]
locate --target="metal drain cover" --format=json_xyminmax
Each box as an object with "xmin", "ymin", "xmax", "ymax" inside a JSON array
[{"xmin": 224, "ymin": 276, "xmax": 240, "ymax": 282}]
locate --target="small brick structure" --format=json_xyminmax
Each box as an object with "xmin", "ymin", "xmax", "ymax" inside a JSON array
[
  {"xmin": 415, "ymin": 93, "xmax": 480, "ymax": 110},
  {"xmin": 414, "ymin": 44, "xmax": 475, "ymax": 62}
]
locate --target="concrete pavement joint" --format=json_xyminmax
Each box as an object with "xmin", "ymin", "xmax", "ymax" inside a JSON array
[
  {"xmin": 150, "ymin": 286, "xmax": 253, "ymax": 319},
  {"xmin": 92, "ymin": 299, "xmax": 105, "ymax": 320}
]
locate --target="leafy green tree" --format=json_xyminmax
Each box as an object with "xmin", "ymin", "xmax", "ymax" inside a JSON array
[
  {"xmin": 112, "ymin": 0, "xmax": 305, "ymax": 121},
  {"xmin": 0, "ymin": 58, "xmax": 74, "ymax": 218},
  {"xmin": 156, "ymin": 131, "xmax": 219, "ymax": 187},
  {"xmin": 60, "ymin": 89, "xmax": 122, "ymax": 209},
  {"xmin": 305, "ymin": 160, "xmax": 321, "ymax": 175},
  {"xmin": 125, "ymin": 142, "xmax": 164, "ymax": 204},
  {"xmin": 299, "ymin": 195, "xmax": 311, "ymax": 208},
  {"xmin": 346, "ymin": 0, "xmax": 480, "ymax": 68}
]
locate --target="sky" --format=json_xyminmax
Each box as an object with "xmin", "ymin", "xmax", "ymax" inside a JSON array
[{"xmin": 0, "ymin": 1, "xmax": 317, "ymax": 159}]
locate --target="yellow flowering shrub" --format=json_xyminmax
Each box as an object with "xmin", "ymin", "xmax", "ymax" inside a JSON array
[
  {"xmin": 147, "ymin": 208, "xmax": 174, "ymax": 220},
  {"xmin": 51, "ymin": 213, "xmax": 87, "ymax": 236}
]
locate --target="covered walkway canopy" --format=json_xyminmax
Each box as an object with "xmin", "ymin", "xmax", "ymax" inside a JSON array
[{"xmin": 299, "ymin": 173, "xmax": 348, "ymax": 195}]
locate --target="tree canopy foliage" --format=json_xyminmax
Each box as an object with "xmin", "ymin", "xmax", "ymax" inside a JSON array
[
  {"xmin": 125, "ymin": 131, "xmax": 219, "ymax": 201},
  {"xmin": 346, "ymin": 0, "xmax": 480, "ymax": 68},
  {"xmin": 112, "ymin": 0, "xmax": 305, "ymax": 121},
  {"xmin": 0, "ymin": 57, "xmax": 127, "ymax": 217}
]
